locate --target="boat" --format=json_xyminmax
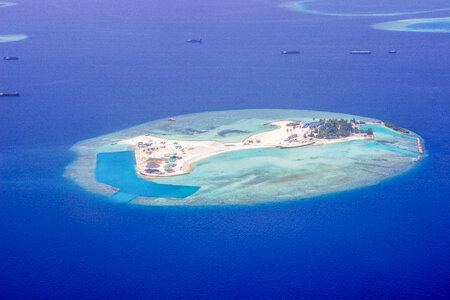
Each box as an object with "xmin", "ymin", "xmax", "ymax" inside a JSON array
[
  {"xmin": 186, "ymin": 38, "xmax": 202, "ymax": 43},
  {"xmin": 281, "ymin": 50, "xmax": 300, "ymax": 55},
  {"xmin": 168, "ymin": 118, "xmax": 176, "ymax": 122},
  {"xmin": 389, "ymin": 50, "xmax": 397, "ymax": 54},
  {"xmin": 350, "ymin": 50, "xmax": 371, "ymax": 54},
  {"xmin": 3, "ymin": 56, "xmax": 19, "ymax": 60},
  {"xmin": 0, "ymin": 92, "xmax": 20, "ymax": 96},
  {"xmin": 415, "ymin": 156, "xmax": 423, "ymax": 162}
]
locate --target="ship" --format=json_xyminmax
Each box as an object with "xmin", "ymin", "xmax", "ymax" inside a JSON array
[
  {"xmin": 168, "ymin": 118, "xmax": 176, "ymax": 122},
  {"xmin": 281, "ymin": 50, "xmax": 300, "ymax": 54},
  {"xmin": 0, "ymin": 92, "xmax": 20, "ymax": 96},
  {"xmin": 3, "ymin": 56, "xmax": 19, "ymax": 60},
  {"xmin": 186, "ymin": 38, "xmax": 202, "ymax": 43},
  {"xmin": 389, "ymin": 50, "xmax": 397, "ymax": 54},
  {"xmin": 350, "ymin": 50, "xmax": 371, "ymax": 54}
]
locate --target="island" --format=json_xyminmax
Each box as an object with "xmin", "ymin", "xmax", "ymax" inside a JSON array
[
  {"xmin": 64, "ymin": 109, "xmax": 425, "ymax": 206},
  {"xmin": 119, "ymin": 119, "xmax": 374, "ymax": 179}
]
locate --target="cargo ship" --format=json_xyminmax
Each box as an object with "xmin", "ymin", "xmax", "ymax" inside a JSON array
[
  {"xmin": 186, "ymin": 38, "xmax": 202, "ymax": 43},
  {"xmin": 350, "ymin": 50, "xmax": 371, "ymax": 54},
  {"xmin": 281, "ymin": 50, "xmax": 300, "ymax": 54},
  {"xmin": 3, "ymin": 56, "xmax": 19, "ymax": 60},
  {"xmin": 0, "ymin": 92, "xmax": 20, "ymax": 96}
]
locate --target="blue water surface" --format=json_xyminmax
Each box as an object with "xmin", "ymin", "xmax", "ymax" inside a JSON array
[
  {"xmin": 361, "ymin": 124, "xmax": 418, "ymax": 139},
  {"xmin": 1, "ymin": 0, "xmax": 449, "ymax": 299},
  {"xmin": 95, "ymin": 151, "xmax": 199, "ymax": 201},
  {"xmin": 408, "ymin": 20, "xmax": 450, "ymax": 30}
]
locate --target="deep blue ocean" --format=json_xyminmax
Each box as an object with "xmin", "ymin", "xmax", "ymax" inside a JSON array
[{"xmin": 1, "ymin": 0, "xmax": 449, "ymax": 298}]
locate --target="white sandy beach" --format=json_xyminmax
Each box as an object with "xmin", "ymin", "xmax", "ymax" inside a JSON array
[{"xmin": 119, "ymin": 120, "xmax": 371, "ymax": 179}]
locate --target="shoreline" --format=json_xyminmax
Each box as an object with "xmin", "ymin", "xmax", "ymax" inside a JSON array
[
  {"xmin": 61, "ymin": 109, "xmax": 424, "ymax": 206},
  {"xmin": 120, "ymin": 120, "xmax": 372, "ymax": 180}
]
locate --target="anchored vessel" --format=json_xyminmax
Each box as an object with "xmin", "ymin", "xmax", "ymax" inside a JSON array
[
  {"xmin": 0, "ymin": 92, "xmax": 20, "ymax": 96},
  {"xmin": 3, "ymin": 56, "xmax": 19, "ymax": 60},
  {"xmin": 389, "ymin": 50, "xmax": 397, "ymax": 54},
  {"xmin": 186, "ymin": 38, "xmax": 202, "ymax": 43},
  {"xmin": 281, "ymin": 50, "xmax": 300, "ymax": 54},
  {"xmin": 350, "ymin": 50, "xmax": 372, "ymax": 54}
]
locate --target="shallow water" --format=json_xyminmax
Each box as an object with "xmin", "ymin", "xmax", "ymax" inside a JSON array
[
  {"xmin": 282, "ymin": 0, "xmax": 450, "ymax": 17},
  {"xmin": 72, "ymin": 109, "xmax": 423, "ymax": 205},
  {"xmin": 95, "ymin": 151, "xmax": 199, "ymax": 200},
  {"xmin": 0, "ymin": 34, "xmax": 28, "ymax": 43},
  {"xmin": 372, "ymin": 17, "xmax": 450, "ymax": 33},
  {"xmin": 1, "ymin": 0, "xmax": 449, "ymax": 298}
]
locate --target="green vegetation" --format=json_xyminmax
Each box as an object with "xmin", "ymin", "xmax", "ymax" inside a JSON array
[
  {"xmin": 314, "ymin": 119, "xmax": 372, "ymax": 139},
  {"xmin": 383, "ymin": 121, "xmax": 410, "ymax": 134}
]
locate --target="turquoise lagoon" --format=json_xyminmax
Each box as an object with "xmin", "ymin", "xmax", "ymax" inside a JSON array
[
  {"xmin": 65, "ymin": 109, "xmax": 424, "ymax": 206},
  {"xmin": 281, "ymin": 1, "xmax": 450, "ymax": 17},
  {"xmin": 95, "ymin": 151, "xmax": 199, "ymax": 203},
  {"xmin": 372, "ymin": 17, "xmax": 450, "ymax": 33},
  {"xmin": 0, "ymin": 34, "xmax": 28, "ymax": 43},
  {"xmin": 0, "ymin": 2, "xmax": 16, "ymax": 8}
]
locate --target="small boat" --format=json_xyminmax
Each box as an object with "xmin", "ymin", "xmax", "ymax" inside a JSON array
[
  {"xmin": 0, "ymin": 92, "xmax": 20, "ymax": 96},
  {"xmin": 389, "ymin": 50, "xmax": 397, "ymax": 54},
  {"xmin": 281, "ymin": 50, "xmax": 300, "ymax": 55},
  {"xmin": 186, "ymin": 38, "xmax": 202, "ymax": 43},
  {"xmin": 350, "ymin": 50, "xmax": 371, "ymax": 54},
  {"xmin": 3, "ymin": 56, "xmax": 19, "ymax": 60},
  {"xmin": 168, "ymin": 118, "xmax": 176, "ymax": 122}
]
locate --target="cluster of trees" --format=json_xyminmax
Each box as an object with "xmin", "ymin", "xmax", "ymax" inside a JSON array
[
  {"xmin": 315, "ymin": 119, "xmax": 356, "ymax": 139},
  {"xmin": 304, "ymin": 119, "xmax": 374, "ymax": 139},
  {"xmin": 383, "ymin": 121, "xmax": 410, "ymax": 134}
]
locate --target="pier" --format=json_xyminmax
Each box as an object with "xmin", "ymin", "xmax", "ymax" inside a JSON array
[{"xmin": 417, "ymin": 138, "xmax": 424, "ymax": 154}]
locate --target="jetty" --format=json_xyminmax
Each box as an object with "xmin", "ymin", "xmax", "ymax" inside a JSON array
[
  {"xmin": 350, "ymin": 50, "xmax": 371, "ymax": 54},
  {"xmin": 417, "ymin": 138, "xmax": 424, "ymax": 154}
]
